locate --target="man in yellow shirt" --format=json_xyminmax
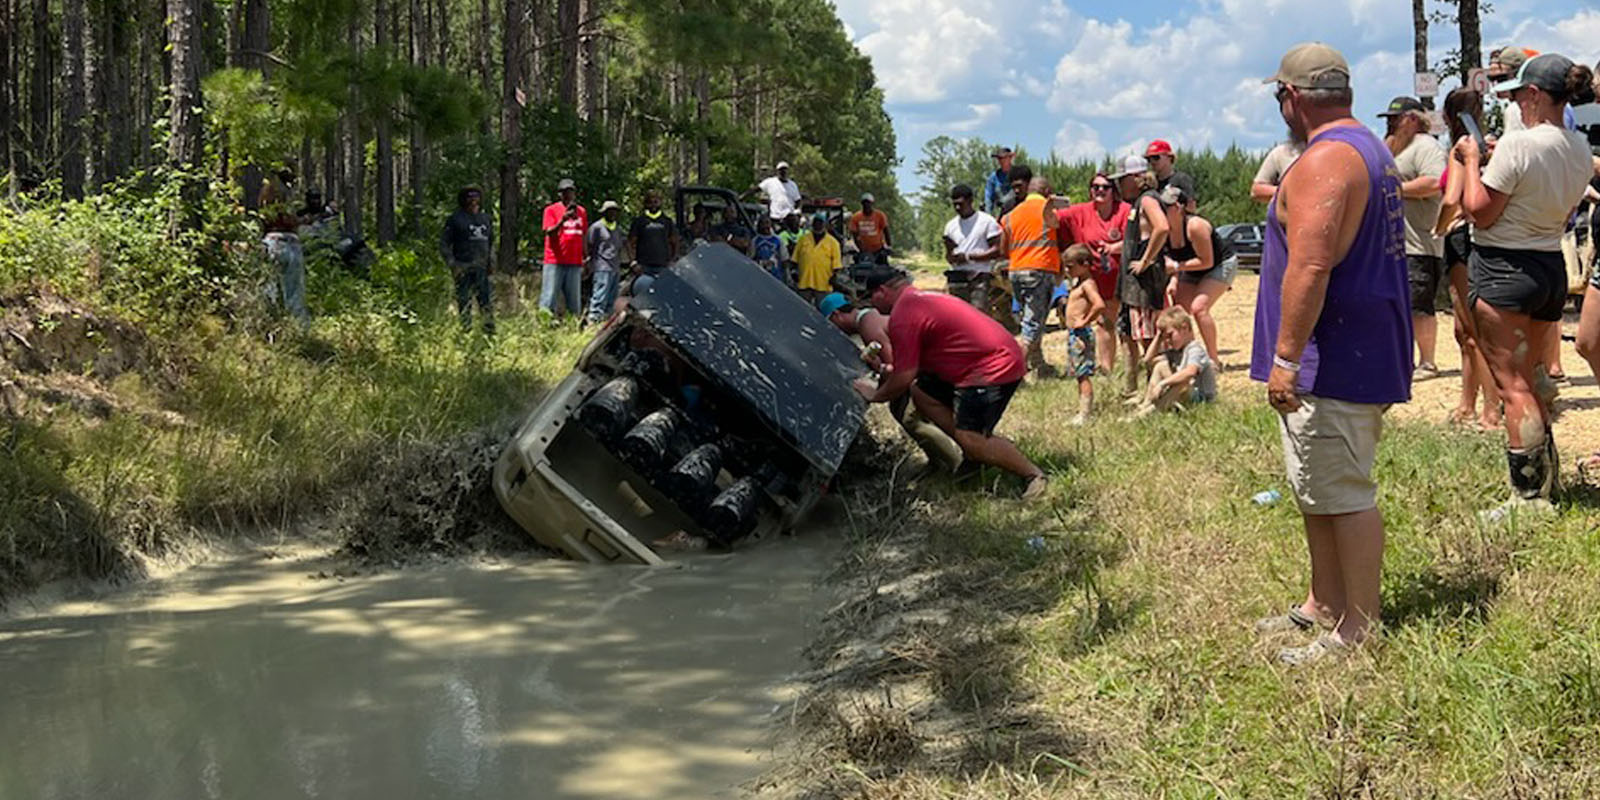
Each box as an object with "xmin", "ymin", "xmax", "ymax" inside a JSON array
[{"xmin": 794, "ymin": 213, "xmax": 842, "ymax": 303}]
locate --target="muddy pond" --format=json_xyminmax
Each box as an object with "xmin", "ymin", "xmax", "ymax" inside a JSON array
[{"xmin": 0, "ymin": 527, "xmax": 839, "ymax": 799}]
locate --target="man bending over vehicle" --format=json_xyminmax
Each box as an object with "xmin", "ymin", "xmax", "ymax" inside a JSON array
[{"xmin": 852, "ymin": 267, "xmax": 1048, "ymax": 499}]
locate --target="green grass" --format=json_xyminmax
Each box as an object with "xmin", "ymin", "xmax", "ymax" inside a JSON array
[
  {"xmin": 825, "ymin": 372, "xmax": 1600, "ymax": 799},
  {"xmin": 0, "ymin": 306, "xmax": 587, "ymax": 594}
]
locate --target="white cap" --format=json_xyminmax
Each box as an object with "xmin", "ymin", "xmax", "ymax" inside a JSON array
[
  {"xmin": 1108, "ymin": 155, "xmax": 1150, "ymax": 180},
  {"xmin": 776, "ymin": 161, "xmax": 790, "ymax": 171}
]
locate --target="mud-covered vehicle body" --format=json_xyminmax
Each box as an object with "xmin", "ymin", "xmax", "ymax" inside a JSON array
[{"xmin": 493, "ymin": 243, "xmax": 868, "ymax": 564}]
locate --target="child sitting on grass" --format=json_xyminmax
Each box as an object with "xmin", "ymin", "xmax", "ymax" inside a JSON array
[
  {"xmin": 1132, "ymin": 306, "xmax": 1216, "ymax": 418},
  {"xmin": 1053, "ymin": 244, "xmax": 1104, "ymax": 426}
]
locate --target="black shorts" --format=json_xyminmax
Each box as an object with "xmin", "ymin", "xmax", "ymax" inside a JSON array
[
  {"xmin": 1443, "ymin": 226, "xmax": 1472, "ymax": 270},
  {"xmin": 1407, "ymin": 255, "xmax": 1444, "ymax": 315},
  {"xmin": 1468, "ymin": 246, "xmax": 1566, "ymax": 322},
  {"xmin": 915, "ymin": 374, "xmax": 1021, "ymax": 436}
]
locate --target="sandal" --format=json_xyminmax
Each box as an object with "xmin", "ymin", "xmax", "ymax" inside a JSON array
[
  {"xmin": 1254, "ymin": 606, "xmax": 1319, "ymax": 636},
  {"xmin": 1278, "ymin": 634, "xmax": 1350, "ymax": 666}
]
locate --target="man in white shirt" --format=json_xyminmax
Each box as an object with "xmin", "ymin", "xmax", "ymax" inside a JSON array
[
  {"xmin": 942, "ymin": 183, "xmax": 1003, "ymax": 312},
  {"xmin": 1380, "ymin": 95, "xmax": 1448, "ymax": 379},
  {"xmin": 756, "ymin": 162, "xmax": 801, "ymax": 223}
]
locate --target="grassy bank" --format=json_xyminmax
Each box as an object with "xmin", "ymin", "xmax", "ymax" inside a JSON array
[
  {"xmin": 790, "ymin": 373, "xmax": 1600, "ymax": 798},
  {"xmin": 0, "ymin": 192, "xmax": 587, "ymax": 596}
]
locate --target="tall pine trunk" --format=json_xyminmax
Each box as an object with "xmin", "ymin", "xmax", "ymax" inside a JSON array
[
  {"xmin": 498, "ymin": 0, "xmax": 524, "ymax": 274},
  {"xmin": 556, "ymin": 0, "xmax": 577, "ymax": 109},
  {"xmin": 0, "ymin": 0, "xmax": 13, "ymax": 196},
  {"xmin": 29, "ymin": 0, "xmax": 53, "ymax": 184},
  {"xmin": 407, "ymin": 0, "xmax": 426, "ymax": 236},
  {"xmin": 63, "ymin": 0, "xmax": 84, "ymax": 198},
  {"xmin": 374, "ymin": 0, "xmax": 396, "ymax": 243},
  {"xmin": 237, "ymin": 0, "xmax": 269, "ymax": 209},
  {"xmin": 342, "ymin": 10, "xmax": 364, "ymax": 239},
  {"xmin": 1456, "ymin": 0, "xmax": 1481, "ymax": 83},
  {"xmin": 1411, "ymin": 0, "xmax": 1431, "ymax": 109},
  {"xmin": 167, "ymin": 0, "xmax": 205, "ymax": 231},
  {"xmin": 576, "ymin": 0, "xmax": 597, "ymax": 121}
]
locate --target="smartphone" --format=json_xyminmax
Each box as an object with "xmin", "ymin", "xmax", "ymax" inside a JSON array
[{"xmin": 1459, "ymin": 112, "xmax": 1488, "ymax": 159}]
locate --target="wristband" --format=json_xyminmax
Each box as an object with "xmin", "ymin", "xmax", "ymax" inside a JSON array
[{"xmin": 1273, "ymin": 355, "xmax": 1301, "ymax": 372}]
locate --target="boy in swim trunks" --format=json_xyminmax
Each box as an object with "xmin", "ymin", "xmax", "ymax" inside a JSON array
[{"xmin": 1055, "ymin": 245, "xmax": 1104, "ymax": 425}]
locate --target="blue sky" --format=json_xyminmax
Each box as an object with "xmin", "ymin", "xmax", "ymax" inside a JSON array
[{"xmin": 830, "ymin": 0, "xmax": 1600, "ymax": 196}]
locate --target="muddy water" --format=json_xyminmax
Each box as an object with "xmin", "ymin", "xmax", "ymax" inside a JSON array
[{"xmin": 0, "ymin": 530, "xmax": 839, "ymax": 799}]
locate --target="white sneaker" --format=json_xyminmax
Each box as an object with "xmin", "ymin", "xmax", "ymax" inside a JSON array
[
  {"xmin": 1479, "ymin": 496, "xmax": 1556, "ymax": 526},
  {"xmin": 1413, "ymin": 363, "xmax": 1439, "ymax": 381},
  {"xmin": 1068, "ymin": 413, "xmax": 1088, "ymax": 427}
]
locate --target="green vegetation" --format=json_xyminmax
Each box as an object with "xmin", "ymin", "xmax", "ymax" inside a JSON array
[
  {"xmin": 909, "ymin": 136, "xmax": 1268, "ymax": 259},
  {"xmin": 796, "ymin": 375, "xmax": 1600, "ymax": 798},
  {"xmin": 0, "ymin": 187, "xmax": 587, "ymax": 595}
]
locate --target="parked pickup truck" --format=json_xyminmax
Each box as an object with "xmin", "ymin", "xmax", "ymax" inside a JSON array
[{"xmin": 493, "ymin": 243, "xmax": 868, "ymax": 564}]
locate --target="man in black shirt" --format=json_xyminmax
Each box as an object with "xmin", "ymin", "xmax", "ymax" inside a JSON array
[
  {"xmin": 625, "ymin": 189, "xmax": 681, "ymax": 300},
  {"xmin": 440, "ymin": 186, "xmax": 495, "ymax": 334}
]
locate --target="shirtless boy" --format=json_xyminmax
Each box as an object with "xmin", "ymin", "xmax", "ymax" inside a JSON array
[{"xmin": 1055, "ymin": 244, "xmax": 1104, "ymax": 425}]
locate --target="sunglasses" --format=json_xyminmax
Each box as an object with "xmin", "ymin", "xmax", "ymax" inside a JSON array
[
  {"xmin": 1275, "ymin": 84, "xmax": 1293, "ymax": 104},
  {"xmin": 1090, "ymin": 184, "xmax": 1113, "ymax": 192}
]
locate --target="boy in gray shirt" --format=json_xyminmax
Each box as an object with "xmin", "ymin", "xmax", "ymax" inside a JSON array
[{"xmin": 1132, "ymin": 306, "xmax": 1216, "ymax": 417}]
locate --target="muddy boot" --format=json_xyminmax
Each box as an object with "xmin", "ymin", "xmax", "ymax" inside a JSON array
[{"xmin": 1481, "ymin": 445, "xmax": 1557, "ymax": 525}]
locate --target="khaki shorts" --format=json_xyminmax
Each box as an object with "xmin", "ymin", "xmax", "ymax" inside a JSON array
[{"xmin": 1278, "ymin": 395, "xmax": 1389, "ymax": 516}]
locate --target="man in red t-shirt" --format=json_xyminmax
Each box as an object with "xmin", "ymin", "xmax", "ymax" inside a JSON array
[
  {"xmin": 1057, "ymin": 173, "xmax": 1132, "ymax": 371},
  {"xmin": 852, "ymin": 267, "xmax": 1047, "ymax": 498},
  {"xmin": 540, "ymin": 177, "xmax": 589, "ymax": 319}
]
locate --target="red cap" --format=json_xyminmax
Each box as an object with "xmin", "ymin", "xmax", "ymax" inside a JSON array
[{"xmin": 1144, "ymin": 139, "xmax": 1173, "ymax": 157}]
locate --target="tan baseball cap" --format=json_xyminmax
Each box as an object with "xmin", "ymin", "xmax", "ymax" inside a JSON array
[{"xmin": 1263, "ymin": 42, "xmax": 1351, "ymax": 89}]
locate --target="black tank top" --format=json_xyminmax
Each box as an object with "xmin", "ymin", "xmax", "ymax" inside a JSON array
[{"xmin": 1168, "ymin": 220, "xmax": 1234, "ymax": 266}]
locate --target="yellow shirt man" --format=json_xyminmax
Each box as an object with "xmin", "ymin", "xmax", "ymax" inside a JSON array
[{"xmin": 793, "ymin": 228, "xmax": 842, "ymax": 293}]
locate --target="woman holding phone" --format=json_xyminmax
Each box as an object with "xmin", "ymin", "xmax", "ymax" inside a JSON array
[
  {"xmin": 1456, "ymin": 54, "xmax": 1593, "ymax": 519},
  {"xmin": 1435, "ymin": 88, "xmax": 1501, "ymax": 430}
]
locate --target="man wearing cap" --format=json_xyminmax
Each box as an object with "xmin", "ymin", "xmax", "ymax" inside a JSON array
[
  {"xmin": 819, "ymin": 291, "xmax": 963, "ymax": 473},
  {"xmin": 984, "ymin": 147, "xmax": 1016, "ymax": 216},
  {"xmin": 1380, "ymin": 96, "xmax": 1448, "ymax": 380},
  {"xmin": 1001, "ymin": 176, "xmax": 1069, "ymax": 376},
  {"xmin": 851, "ymin": 267, "xmax": 1048, "ymax": 499},
  {"xmin": 1489, "ymin": 47, "xmax": 1537, "ymax": 135},
  {"xmin": 1111, "ymin": 154, "xmax": 1169, "ymax": 393},
  {"xmin": 1146, "ymin": 139, "xmax": 1195, "ymax": 198},
  {"xmin": 793, "ymin": 213, "xmax": 842, "ymax": 303},
  {"xmin": 1253, "ymin": 43, "xmax": 1411, "ymax": 665},
  {"xmin": 848, "ymin": 193, "xmax": 892, "ymax": 264},
  {"xmin": 757, "ymin": 163, "xmax": 801, "ymax": 223},
  {"xmin": 584, "ymin": 200, "xmax": 624, "ymax": 326},
  {"xmin": 540, "ymin": 178, "xmax": 588, "ymax": 320}
]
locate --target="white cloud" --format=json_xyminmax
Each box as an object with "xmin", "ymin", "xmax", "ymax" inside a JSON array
[
  {"xmin": 916, "ymin": 103, "xmax": 1002, "ymax": 133},
  {"xmin": 1052, "ymin": 119, "xmax": 1104, "ymax": 162},
  {"xmin": 848, "ymin": 0, "xmax": 1076, "ymax": 105},
  {"xmin": 1504, "ymin": 10, "xmax": 1600, "ymax": 69}
]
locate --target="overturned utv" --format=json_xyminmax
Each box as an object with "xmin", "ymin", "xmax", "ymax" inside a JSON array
[{"xmin": 494, "ymin": 243, "xmax": 868, "ymax": 564}]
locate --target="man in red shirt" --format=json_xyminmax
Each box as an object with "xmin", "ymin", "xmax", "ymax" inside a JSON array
[
  {"xmin": 1058, "ymin": 172, "xmax": 1132, "ymax": 373},
  {"xmin": 540, "ymin": 177, "xmax": 588, "ymax": 319},
  {"xmin": 852, "ymin": 267, "xmax": 1048, "ymax": 498}
]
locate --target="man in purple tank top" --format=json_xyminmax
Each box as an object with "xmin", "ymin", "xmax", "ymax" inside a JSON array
[{"xmin": 1250, "ymin": 43, "xmax": 1413, "ymax": 665}]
